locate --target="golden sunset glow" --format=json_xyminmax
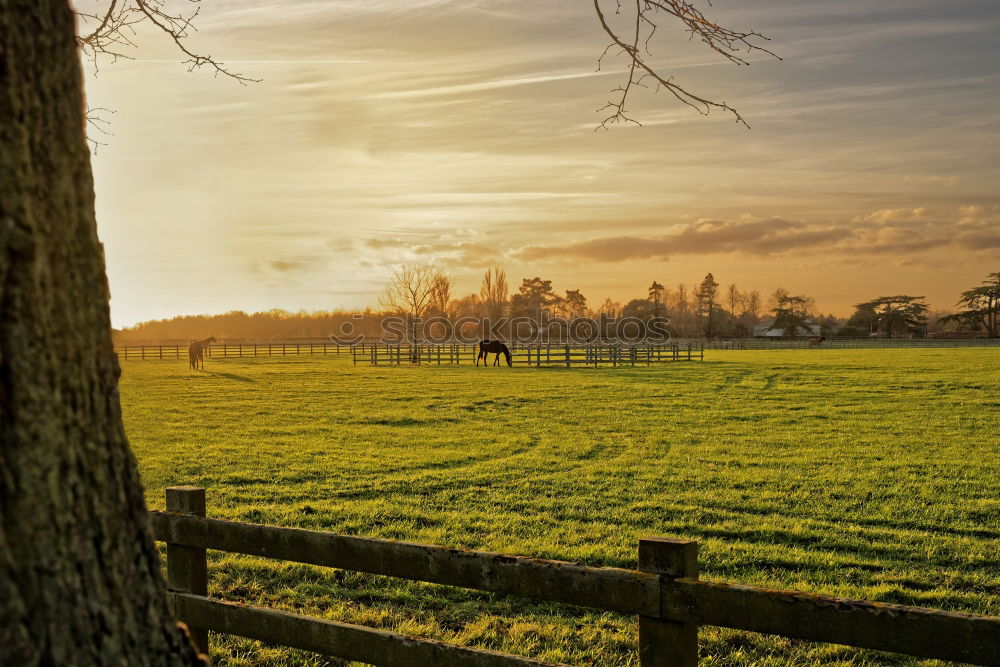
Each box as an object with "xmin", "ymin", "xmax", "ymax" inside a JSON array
[{"xmin": 81, "ymin": 1, "xmax": 1000, "ymax": 327}]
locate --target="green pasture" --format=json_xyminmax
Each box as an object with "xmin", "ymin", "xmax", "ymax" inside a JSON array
[{"xmin": 120, "ymin": 350, "xmax": 1000, "ymax": 666}]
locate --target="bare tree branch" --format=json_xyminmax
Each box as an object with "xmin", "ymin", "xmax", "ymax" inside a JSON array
[
  {"xmin": 593, "ymin": 0, "xmax": 780, "ymax": 129},
  {"xmin": 74, "ymin": 1, "xmax": 774, "ymax": 136},
  {"xmin": 83, "ymin": 105, "xmax": 115, "ymax": 153},
  {"xmin": 75, "ymin": 0, "xmax": 259, "ymax": 84}
]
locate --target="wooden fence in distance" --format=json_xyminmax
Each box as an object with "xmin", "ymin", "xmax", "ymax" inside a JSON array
[
  {"xmin": 692, "ymin": 337, "xmax": 1000, "ymax": 350},
  {"xmin": 113, "ymin": 338, "xmax": 1000, "ymax": 360},
  {"xmin": 115, "ymin": 342, "xmax": 344, "ymax": 360},
  {"xmin": 153, "ymin": 487, "xmax": 1000, "ymax": 666},
  {"xmin": 352, "ymin": 343, "xmax": 704, "ymax": 367}
]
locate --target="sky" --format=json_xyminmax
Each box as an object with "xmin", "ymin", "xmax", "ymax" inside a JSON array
[{"xmin": 78, "ymin": 1, "xmax": 1000, "ymax": 327}]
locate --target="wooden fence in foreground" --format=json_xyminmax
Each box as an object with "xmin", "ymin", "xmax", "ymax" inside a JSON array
[
  {"xmin": 153, "ymin": 487, "xmax": 999, "ymax": 666},
  {"xmin": 353, "ymin": 343, "xmax": 704, "ymax": 367}
]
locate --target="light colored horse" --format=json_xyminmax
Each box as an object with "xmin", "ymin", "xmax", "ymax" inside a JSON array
[{"xmin": 188, "ymin": 337, "xmax": 217, "ymax": 369}]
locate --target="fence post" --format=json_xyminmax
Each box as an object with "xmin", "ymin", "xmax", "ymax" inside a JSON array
[
  {"xmin": 639, "ymin": 537, "xmax": 698, "ymax": 666},
  {"xmin": 165, "ymin": 486, "xmax": 209, "ymax": 655}
]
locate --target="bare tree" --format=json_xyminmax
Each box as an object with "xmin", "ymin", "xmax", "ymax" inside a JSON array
[
  {"xmin": 768, "ymin": 286, "xmax": 790, "ymax": 310},
  {"xmin": 743, "ymin": 290, "xmax": 761, "ymax": 322},
  {"xmin": 431, "ymin": 273, "xmax": 453, "ymax": 317},
  {"xmin": 379, "ymin": 264, "xmax": 445, "ymax": 320},
  {"xmin": 671, "ymin": 283, "xmax": 693, "ymax": 336},
  {"xmin": 726, "ymin": 283, "xmax": 742, "ymax": 317},
  {"xmin": 592, "ymin": 0, "xmax": 778, "ymax": 128},
  {"xmin": 598, "ymin": 297, "xmax": 622, "ymax": 318},
  {"xmin": 738, "ymin": 288, "xmax": 762, "ymax": 335},
  {"xmin": 450, "ymin": 293, "xmax": 483, "ymax": 319},
  {"xmin": 479, "ymin": 266, "xmax": 509, "ymax": 320}
]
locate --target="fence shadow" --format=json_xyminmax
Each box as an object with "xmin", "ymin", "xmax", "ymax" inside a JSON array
[{"xmin": 204, "ymin": 371, "xmax": 255, "ymax": 383}]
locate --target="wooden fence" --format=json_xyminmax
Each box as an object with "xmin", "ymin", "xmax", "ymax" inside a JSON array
[
  {"xmin": 695, "ymin": 337, "xmax": 1000, "ymax": 350},
  {"xmin": 113, "ymin": 338, "xmax": 1000, "ymax": 360},
  {"xmin": 115, "ymin": 342, "xmax": 344, "ymax": 360},
  {"xmin": 353, "ymin": 343, "xmax": 704, "ymax": 367},
  {"xmin": 153, "ymin": 487, "xmax": 1000, "ymax": 666}
]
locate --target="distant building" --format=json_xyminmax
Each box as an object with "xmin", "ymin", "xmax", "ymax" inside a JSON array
[{"xmin": 753, "ymin": 319, "xmax": 822, "ymax": 338}]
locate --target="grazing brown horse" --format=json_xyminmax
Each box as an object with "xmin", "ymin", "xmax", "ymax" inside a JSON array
[
  {"xmin": 808, "ymin": 336, "xmax": 825, "ymax": 348},
  {"xmin": 476, "ymin": 340, "xmax": 511, "ymax": 367},
  {"xmin": 188, "ymin": 337, "xmax": 217, "ymax": 369}
]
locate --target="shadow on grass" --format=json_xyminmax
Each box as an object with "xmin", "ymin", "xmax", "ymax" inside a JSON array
[{"xmin": 204, "ymin": 371, "xmax": 255, "ymax": 383}]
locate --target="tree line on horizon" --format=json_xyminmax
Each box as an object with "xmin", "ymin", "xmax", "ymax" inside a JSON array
[{"xmin": 115, "ymin": 267, "xmax": 1000, "ymax": 343}]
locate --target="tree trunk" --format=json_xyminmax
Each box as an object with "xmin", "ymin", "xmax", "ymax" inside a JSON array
[
  {"xmin": 989, "ymin": 297, "xmax": 997, "ymax": 338},
  {"xmin": 0, "ymin": 2, "xmax": 203, "ymax": 664}
]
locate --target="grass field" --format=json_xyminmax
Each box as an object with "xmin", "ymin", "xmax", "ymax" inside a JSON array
[{"xmin": 120, "ymin": 350, "xmax": 1000, "ymax": 666}]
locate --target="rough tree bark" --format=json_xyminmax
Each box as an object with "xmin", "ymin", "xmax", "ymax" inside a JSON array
[{"xmin": 0, "ymin": 2, "xmax": 203, "ymax": 664}]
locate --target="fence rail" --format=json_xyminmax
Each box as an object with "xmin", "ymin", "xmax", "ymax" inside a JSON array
[
  {"xmin": 695, "ymin": 337, "xmax": 1000, "ymax": 350},
  {"xmin": 114, "ymin": 342, "xmax": 344, "ymax": 360},
  {"xmin": 113, "ymin": 337, "xmax": 1000, "ymax": 360},
  {"xmin": 352, "ymin": 343, "xmax": 704, "ymax": 367},
  {"xmin": 152, "ymin": 487, "xmax": 1000, "ymax": 666}
]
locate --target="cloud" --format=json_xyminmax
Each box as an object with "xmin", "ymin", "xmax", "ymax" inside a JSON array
[
  {"xmin": 509, "ymin": 205, "xmax": 1000, "ymax": 263},
  {"xmin": 857, "ymin": 208, "xmax": 932, "ymax": 224},
  {"xmin": 368, "ymin": 70, "xmax": 611, "ymax": 100},
  {"xmin": 361, "ymin": 236, "xmax": 501, "ymax": 268},
  {"xmin": 512, "ymin": 217, "xmax": 852, "ymax": 262},
  {"xmin": 904, "ymin": 174, "xmax": 960, "ymax": 189}
]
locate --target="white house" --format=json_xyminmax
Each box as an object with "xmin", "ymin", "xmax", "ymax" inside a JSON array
[{"xmin": 753, "ymin": 319, "xmax": 822, "ymax": 338}]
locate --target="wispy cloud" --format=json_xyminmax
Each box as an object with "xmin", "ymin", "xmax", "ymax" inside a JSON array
[
  {"xmin": 509, "ymin": 206, "xmax": 1000, "ymax": 263},
  {"xmin": 368, "ymin": 70, "xmax": 612, "ymax": 100},
  {"xmin": 85, "ymin": 0, "xmax": 1000, "ymax": 325}
]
